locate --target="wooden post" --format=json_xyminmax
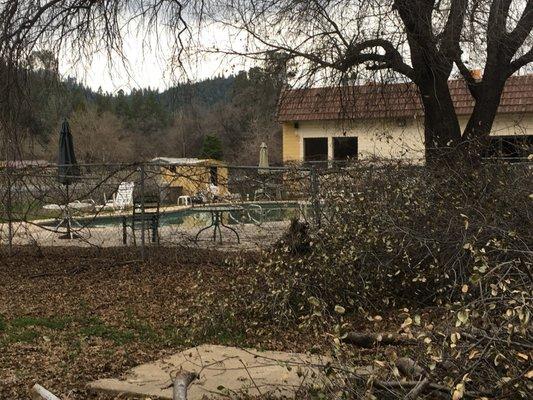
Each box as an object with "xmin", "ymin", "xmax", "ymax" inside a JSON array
[
  {"xmin": 5, "ymin": 166, "xmax": 13, "ymax": 254},
  {"xmin": 140, "ymin": 163, "xmax": 146, "ymax": 260},
  {"xmin": 310, "ymin": 166, "xmax": 321, "ymax": 228},
  {"xmin": 31, "ymin": 384, "xmax": 61, "ymax": 400}
]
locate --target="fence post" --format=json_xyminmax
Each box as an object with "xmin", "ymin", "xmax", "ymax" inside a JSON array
[
  {"xmin": 5, "ymin": 166, "xmax": 13, "ymax": 255},
  {"xmin": 310, "ymin": 166, "xmax": 321, "ymax": 228},
  {"xmin": 140, "ymin": 163, "xmax": 146, "ymax": 260}
]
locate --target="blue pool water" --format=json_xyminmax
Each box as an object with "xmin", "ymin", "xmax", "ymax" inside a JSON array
[{"xmin": 39, "ymin": 202, "xmax": 300, "ymax": 228}]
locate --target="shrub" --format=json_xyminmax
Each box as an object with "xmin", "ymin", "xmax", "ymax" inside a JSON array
[
  {"xmin": 198, "ymin": 160, "xmax": 532, "ymax": 397},
  {"xmin": 239, "ymin": 161, "xmax": 532, "ymax": 322}
]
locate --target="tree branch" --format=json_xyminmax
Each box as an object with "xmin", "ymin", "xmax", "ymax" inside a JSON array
[
  {"xmin": 454, "ymin": 56, "xmax": 481, "ymax": 99},
  {"xmin": 487, "ymin": 0, "xmax": 513, "ymax": 48},
  {"xmin": 508, "ymin": 48, "xmax": 533, "ymax": 75},
  {"xmin": 341, "ymin": 39, "xmax": 417, "ymax": 82},
  {"xmin": 1, "ymin": 0, "xmax": 64, "ymax": 43},
  {"xmin": 311, "ymin": 0, "xmax": 349, "ymax": 48},
  {"xmin": 506, "ymin": 0, "xmax": 533, "ymax": 54},
  {"xmin": 440, "ymin": 0, "xmax": 468, "ymax": 58}
]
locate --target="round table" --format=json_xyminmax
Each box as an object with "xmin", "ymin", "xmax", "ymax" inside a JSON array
[{"xmin": 193, "ymin": 205, "xmax": 244, "ymax": 244}]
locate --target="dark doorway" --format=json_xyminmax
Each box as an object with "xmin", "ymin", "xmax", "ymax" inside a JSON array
[
  {"xmin": 304, "ymin": 138, "xmax": 328, "ymax": 162},
  {"xmin": 333, "ymin": 137, "xmax": 358, "ymax": 160},
  {"xmin": 483, "ymin": 135, "xmax": 533, "ymax": 160},
  {"xmin": 209, "ymin": 166, "xmax": 218, "ymax": 186}
]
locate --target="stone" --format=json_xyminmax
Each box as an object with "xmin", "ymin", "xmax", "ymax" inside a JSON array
[{"xmin": 88, "ymin": 344, "xmax": 334, "ymax": 399}]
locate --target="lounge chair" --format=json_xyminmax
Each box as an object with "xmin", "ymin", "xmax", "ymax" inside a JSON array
[
  {"xmin": 43, "ymin": 200, "xmax": 95, "ymax": 213},
  {"xmin": 102, "ymin": 181, "xmax": 135, "ymax": 211},
  {"xmin": 207, "ymin": 183, "xmax": 241, "ymax": 203}
]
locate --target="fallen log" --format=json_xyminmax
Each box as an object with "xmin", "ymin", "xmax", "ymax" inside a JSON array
[
  {"xmin": 172, "ymin": 371, "xmax": 198, "ymax": 400},
  {"xmin": 372, "ymin": 379, "xmax": 493, "ymax": 399},
  {"xmin": 396, "ymin": 357, "xmax": 426, "ymax": 379},
  {"xmin": 31, "ymin": 384, "xmax": 61, "ymax": 400},
  {"xmin": 342, "ymin": 332, "xmax": 416, "ymax": 348}
]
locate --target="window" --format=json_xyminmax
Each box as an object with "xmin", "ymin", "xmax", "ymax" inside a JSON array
[
  {"xmin": 333, "ymin": 137, "xmax": 358, "ymax": 161},
  {"xmin": 304, "ymin": 138, "xmax": 328, "ymax": 162},
  {"xmin": 483, "ymin": 135, "xmax": 533, "ymax": 160},
  {"xmin": 209, "ymin": 166, "xmax": 218, "ymax": 186}
]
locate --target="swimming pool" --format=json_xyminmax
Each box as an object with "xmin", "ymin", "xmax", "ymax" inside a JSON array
[{"xmin": 38, "ymin": 202, "xmax": 301, "ymax": 229}]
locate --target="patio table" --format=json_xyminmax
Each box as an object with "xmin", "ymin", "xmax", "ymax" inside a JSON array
[{"xmin": 193, "ymin": 205, "xmax": 244, "ymax": 244}]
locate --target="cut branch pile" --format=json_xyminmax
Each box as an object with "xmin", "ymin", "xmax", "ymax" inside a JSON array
[{"xmin": 342, "ymin": 331, "xmax": 417, "ymax": 348}]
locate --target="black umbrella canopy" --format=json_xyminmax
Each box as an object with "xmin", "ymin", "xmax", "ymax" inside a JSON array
[{"xmin": 58, "ymin": 119, "xmax": 80, "ymax": 185}]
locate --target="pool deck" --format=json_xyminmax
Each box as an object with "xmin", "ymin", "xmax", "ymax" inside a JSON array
[
  {"xmin": 0, "ymin": 200, "xmax": 305, "ymax": 250},
  {"xmin": 1, "ymin": 218, "xmax": 291, "ymax": 251}
]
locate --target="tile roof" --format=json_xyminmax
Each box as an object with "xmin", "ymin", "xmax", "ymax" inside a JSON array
[
  {"xmin": 150, "ymin": 157, "xmax": 227, "ymax": 166},
  {"xmin": 278, "ymin": 74, "xmax": 533, "ymax": 122}
]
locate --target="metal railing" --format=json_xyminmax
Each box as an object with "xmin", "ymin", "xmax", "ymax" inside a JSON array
[{"xmin": 0, "ymin": 161, "xmax": 320, "ymax": 259}]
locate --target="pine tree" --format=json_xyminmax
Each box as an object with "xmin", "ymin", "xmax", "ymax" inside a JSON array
[{"xmin": 200, "ymin": 135, "xmax": 223, "ymax": 160}]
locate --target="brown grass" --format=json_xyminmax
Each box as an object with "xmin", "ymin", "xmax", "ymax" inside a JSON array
[{"xmin": 0, "ymin": 246, "xmax": 306, "ymax": 399}]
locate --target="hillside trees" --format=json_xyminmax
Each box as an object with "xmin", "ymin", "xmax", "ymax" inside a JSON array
[
  {"xmin": 2, "ymin": 1, "xmax": 532, "ymax": 163},
  {"xmin": 69, "ymin": 107, "xmax": 135, "ymax": 163},
  {"xmin": 200, "ymin": 134, "xmax": 224, "ymax": 160},
  {"xmin": 2, "ymin": 58, "xmax": 282, "ymax": 164}
]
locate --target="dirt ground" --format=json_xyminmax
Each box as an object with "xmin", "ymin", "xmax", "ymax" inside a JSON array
[
  {"xmin": 0, "ymin": 246, "xmax": 309, "ymax": 399},
  {"xmin": 2, "ymin": 219, "xmax": 290, "ymax": 250}
]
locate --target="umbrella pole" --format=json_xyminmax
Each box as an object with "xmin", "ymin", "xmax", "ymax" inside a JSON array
[
  {"xmin": 58, "ymin": 183, "xmax": 80, "ymax": 240},
  {"xmin": 66, "ymin": 184, "xmax": 72, "ymax": 239}
]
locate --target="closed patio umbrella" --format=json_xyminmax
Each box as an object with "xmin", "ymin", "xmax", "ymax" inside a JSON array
[
  {"xmin": 57, "ymin": 119, "xmax": 80, "ymax": 238},
  {"xmin": 258, "ymin": 142, "xmax": 269, "ymax": 174},
  {"xmin": 58, "ymin": 119, "xmax": 80, "ymax": 184}
]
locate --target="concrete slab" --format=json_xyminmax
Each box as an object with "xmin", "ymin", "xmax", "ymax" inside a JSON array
[{"xmin": 88, "ymin": 344, "xmax": 334, "ymax": 399}]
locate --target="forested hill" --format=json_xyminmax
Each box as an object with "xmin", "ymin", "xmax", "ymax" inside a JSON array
[
  {"xmin": 160, "ymin": 76, "xmax": 236, "ymax": 109},
  {"xmin": 16, "ymin": 55, "xmax": 282, "ymax": 165}
]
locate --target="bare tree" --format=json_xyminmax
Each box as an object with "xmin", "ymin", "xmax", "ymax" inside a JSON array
[
  {"xmin": 1, "ymin": 1, "xmax": 531, "ymax": 162},
  {"xmin": 0, "ymin": 0, "xmax": 195, "ymax": 161},
  {"xmin": 206, "ymin": 0, "xmax": 533, "ymax": 162}
]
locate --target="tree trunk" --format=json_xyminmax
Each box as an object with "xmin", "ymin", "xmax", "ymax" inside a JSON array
[
  {"xmin": 418, "ymin": 77, "xmax": 463, "ymax": 163},
  {"xmin": 172, "ymin": 371, "xmax": 198, "ymax": 400},
  {"xmin": 462, "ymin": 73, "xmax": 507, "ymax": 162}
]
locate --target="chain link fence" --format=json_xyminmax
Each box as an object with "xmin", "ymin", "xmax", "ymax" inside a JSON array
[
  {"xmin": 3, "ymin": 158, "xmax": 530, "ymax": 260},
  {"xmin": 0, "ymin": 161, "xmax": 323, "ymax": 260}
]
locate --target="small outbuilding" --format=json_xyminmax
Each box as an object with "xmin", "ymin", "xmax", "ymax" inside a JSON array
[{"xmin": 150, "ymin": 157, "xmax": 229, "ymax": 202}]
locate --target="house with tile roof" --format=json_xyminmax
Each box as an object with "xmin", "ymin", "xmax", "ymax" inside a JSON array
[{"xmin": 278, "ymin": 74, "xmax": 533, "ymax": 163}]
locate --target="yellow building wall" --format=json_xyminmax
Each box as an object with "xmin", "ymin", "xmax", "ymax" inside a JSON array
[
  {"xmin": 159, "ymin": 161, "xmax": 229, "ymax": 197},
  {"xmin": 459, "ymin": 113, "xmax": 533, "ymax": 136},
  {"xmin": 282, "ymin": 122, "xmax": 301, "ymax": 161},
  {"xmin": 283, "ymin": 112, "xmax": 533, "ymax": 163},
  {"xmin": 293, "ymin": 118, "xmax": 426, "ymax": 162}
]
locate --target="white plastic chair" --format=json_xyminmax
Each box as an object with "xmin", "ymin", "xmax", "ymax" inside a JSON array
[
  {"xmin": 104, "ymin": 182, "xmax": 134, "ymax": 211},
  {"xmin": 178, "ymin": 195, "xmax": 191, "ymax": 206}
]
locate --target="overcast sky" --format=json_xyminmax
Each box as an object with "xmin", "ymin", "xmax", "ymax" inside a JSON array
[{"xmin": 59, "ymin": 23, "xmax": 250, "ymax": 93}]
